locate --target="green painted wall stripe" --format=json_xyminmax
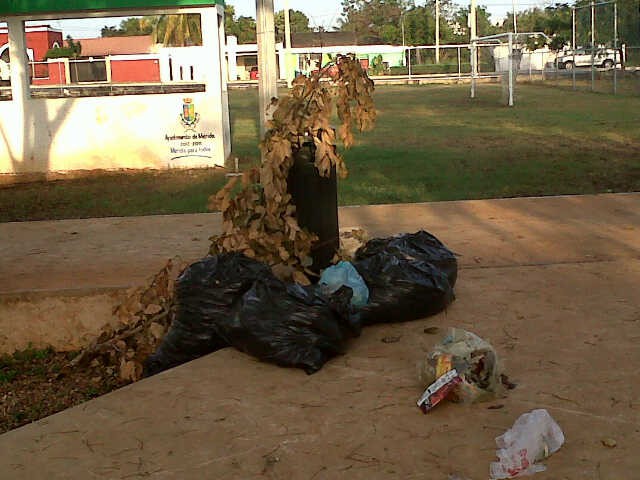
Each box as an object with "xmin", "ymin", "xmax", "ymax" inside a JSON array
[{"xmin": 0, "ymin": 0, "xmax": 222, "ymax": 16}]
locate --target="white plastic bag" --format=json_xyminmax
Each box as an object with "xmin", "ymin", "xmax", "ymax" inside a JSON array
[{"xmin": 490, "ymin": 409, "xmax": 564, "ymax": 479}]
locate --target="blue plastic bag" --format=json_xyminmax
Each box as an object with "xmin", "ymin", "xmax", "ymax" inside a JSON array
[{"xmin": 319, "ymin": 261, "xmax": 369, "ymax": 308}]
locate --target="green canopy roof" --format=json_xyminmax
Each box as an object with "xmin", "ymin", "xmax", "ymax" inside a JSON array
[{"xmin": 0, "ymin": 0, "xmax": 223, "ymax": 17}]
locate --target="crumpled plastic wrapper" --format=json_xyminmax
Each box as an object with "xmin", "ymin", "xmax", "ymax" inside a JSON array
[{"xmin": 418, "ymin": 328, "xmax": 504, "ymax": 407}]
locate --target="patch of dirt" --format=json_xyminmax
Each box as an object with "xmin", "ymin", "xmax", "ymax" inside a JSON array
[{"xmin": 0, "ymin": 347, "xmax": 129, "ymax": 433}]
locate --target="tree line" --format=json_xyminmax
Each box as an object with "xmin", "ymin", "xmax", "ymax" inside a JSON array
[
  {"xmin": 45, "ymin": 0, "xmax": 637, "ymax": 56},
  {"xmin": 340, "ymin": 0, "xmax": 639, "ymax": 49}
]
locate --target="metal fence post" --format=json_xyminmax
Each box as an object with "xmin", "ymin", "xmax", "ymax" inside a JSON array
[{"xmin": 613, "ymin": 0, "xmax": 618, "ymax": 95}]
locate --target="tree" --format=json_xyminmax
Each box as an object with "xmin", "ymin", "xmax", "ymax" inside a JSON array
[
  {"xmin": 44, "ymin": 35, "xmax": 82, "ymax": 59},
  {"xmin": 340, "ymin": 0, "xmax": 409, "ymax": 44},
  {"xmin": 451, "ymin": 5, "xmax": 499, "ymax": 42},
  {"xmin": 275, "ymin": 9, "xmax": 312, "ymax": 43},
  {"xmin": 101, "ymin": 17, "xmax": 155, "ymax": 37},
  {"xmin": 101, "ymin": 14, "xmax": 205, "ymax": 46},
  {"xmin": 224, "ymin": 4, "xmax": 257, "ymax": 44}
]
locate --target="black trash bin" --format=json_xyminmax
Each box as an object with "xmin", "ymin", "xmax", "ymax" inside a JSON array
[{"xmin": 287, "ymin": 142, "xmax": 339, "ymax": 273}]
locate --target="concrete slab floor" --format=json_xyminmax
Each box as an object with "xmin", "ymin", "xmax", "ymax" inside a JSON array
[{"xmin": 0, "ymin": 193, "xmax": 639, "ymax": 479}]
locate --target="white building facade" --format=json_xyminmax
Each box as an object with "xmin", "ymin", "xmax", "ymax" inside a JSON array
[{"xmin": 0, "ymin": 0, "xmax": 230, "ymax": 174}]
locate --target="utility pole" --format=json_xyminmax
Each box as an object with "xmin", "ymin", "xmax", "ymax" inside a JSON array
[
  {"xmin": 591, "ymin": 0, "xmax": 595, "ymax": 92},
  {"xmin": 284, "ymin": 0, "xmax": 291, "ymax": 49},
  {"xmin": 256, "ymin": 0, "xmax": 278, "ymax": 138},
  {"xmin": 435, "ymin": 0, "xmax": 440, "ymax": 63},
  {"xmin": 470, "ymin": 0, "xmax": 477, "ymax": 98},
  {"xmin": 283, "ymin": 0, "xmax": 293, "ymax": 86},
  {"xmin": 613, "ymin": 0, "xmax": 617, "ymax": 95},
  {"xmin": 512, "ymin": 0, "xmax": 518, "ymax": 34},
  {"xmin": 572, "ymin": 6, "xmax": 576, "ymax": 89}
]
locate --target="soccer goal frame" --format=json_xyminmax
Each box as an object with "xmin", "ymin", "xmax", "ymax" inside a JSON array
[{"xmin": 470, "ymin": 31, "xmax": 550, "ymax": 106}]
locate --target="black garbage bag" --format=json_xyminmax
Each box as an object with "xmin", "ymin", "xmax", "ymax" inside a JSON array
[
  {"xmin": 146, "ymin": 253, "xmax": 360, "ymax": 376},
  {"xmin": 226, "ymin": 276, "xmax": 361, "ymax": 374},
  {"xmin": 144, "ymin": 253, "xmax": 271, "ymax": 376},
  {"xmin": 354, "ymin": 252, "xmax": 455, "ymax": 325},
  {"xmin": 355, "ymin": 230, "xmax": 458, "ymax": 288}
]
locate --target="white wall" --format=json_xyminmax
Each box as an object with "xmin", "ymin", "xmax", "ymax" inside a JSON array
[
  {"xmin": 0, "ymin": 92, "xmax": 227, "ymax": 172},
  {"xmin": 493, "ymin": 45, "xmax": 557, "ymax": 72},
  {"xmin": 0, "ymin": 5, "xmax": 230, "ymax": 173},
  {"xmin": 159, "ymin": 46, "xmax": 206, "ymax": 82}
]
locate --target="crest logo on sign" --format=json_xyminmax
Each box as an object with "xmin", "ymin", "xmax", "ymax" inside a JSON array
[{"xmin": 180, "ymin": 98, "xmax": 200, "ymax": 130}]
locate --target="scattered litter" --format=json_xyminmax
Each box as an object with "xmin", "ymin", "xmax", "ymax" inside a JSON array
[
  {"xmin": 319, "ymin": 261, "xmax": 369, "ymax": 308},
  {"xmin": 417, "ymin": 328, "xmax": 504, "ymax": 412},
  {"xmin": 601, "ymin": 438, "xmax": 617, "ymax": 448},
  {"xmin": 336, "ymin": 228, "xmax": 369, "ymax": 261},
  {"xmin": 490, "ymin": 409, "xmax": 564, "ymax": 479},
  {"xmin": 488, "ymin": 404, "xmax": 505, "ymax": 410},
  {"xmin": 416, "ymin": 366, "xmax": 463, "ymax": 413},
  {"xmin": 423, "ymin": 326, "xmax": 440, "ymax": 335},
  {"xmin": 381, "ymin": 336, "xmax": 401, "ymax": 344}
]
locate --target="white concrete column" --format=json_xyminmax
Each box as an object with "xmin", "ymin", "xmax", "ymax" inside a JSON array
[
  {"xmin": 201, "ymin": 7, "xmax": 231, "ymax": 161},
  {"xmin": 227, "ymin": 35, "xmax": 238, "ymax": 81},
  {"xmin": 217, "ymin": 6, "xmax": 231, "ymax": 158},
  {"xmin": 6, "ymin": 17, "xmax": 31, "ymax": 168},
  {"xmin": 256, "ymin": 0, "xmax": 278, "ymax": 137},
  {"xmin": 7, "ymin": 18, "xmax": 30, "ymax": 108}
]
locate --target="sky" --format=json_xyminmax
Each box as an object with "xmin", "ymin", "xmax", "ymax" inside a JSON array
[{"xmin": 17, "ymin": 0, "xmax": 555, "ymax": 39}]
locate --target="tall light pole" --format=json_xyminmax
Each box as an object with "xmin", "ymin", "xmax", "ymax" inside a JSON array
[
  {"xmin": 435, "ymin": 0, "xmax": 440, "ymax": 63},
  {"xmin": 470, "ymin": 0, "xmax": 477, "ymax": 97},
  {"xmin": 512, "ymin": 0, "xmax": 518, "ymax": 34},
  {"xmin": 256, "ymin": 0, "xmax": 278, "ymax": 137},
  {"xmin": 284, "ymin": 0, "xmax": 292, "ymax": 49}
]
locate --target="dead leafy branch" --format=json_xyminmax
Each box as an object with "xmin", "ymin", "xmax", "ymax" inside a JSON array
[
  {"xmin": 208, "ymin": 54, "xmax": 376, "ymax": 281},
  {"xmin": 67, "ymin": 56, "xmax": 376, "ymax": 381},
  {"xmin": 69, "ymin": 258, "xmax": 187, "ymax": 382}
]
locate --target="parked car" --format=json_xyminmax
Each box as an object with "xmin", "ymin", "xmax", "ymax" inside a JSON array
[{"xmin": 557, "ymin": 47, "xmax": 622, "ymax": 70}]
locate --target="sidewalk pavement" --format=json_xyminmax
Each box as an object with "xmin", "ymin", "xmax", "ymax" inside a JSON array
[{"xmin": 0, "ymin": 193, "xmax": 639, "ymax": 479}]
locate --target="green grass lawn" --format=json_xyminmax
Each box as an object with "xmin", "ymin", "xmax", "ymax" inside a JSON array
[{"xmin": 1, "ymin": 83, "xmax": 639, "ymax": 222}]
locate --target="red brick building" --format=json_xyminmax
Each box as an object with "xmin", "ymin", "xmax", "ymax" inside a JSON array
[{"xmin": 0, "ymin": 24, "xmax": 63, "ymax": 63}]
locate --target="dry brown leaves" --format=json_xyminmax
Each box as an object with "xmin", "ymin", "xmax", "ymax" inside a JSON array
[
  {"xmin": 335, "ymin": 228, "xmax": 369, "ymax": 262},
  {"xmin": 69, "ymin": 258, "xmax": 187, "ymax": 382},
  {"xmin": 209, "ymin": 55, "xmax": 376, "ymax": 281}
]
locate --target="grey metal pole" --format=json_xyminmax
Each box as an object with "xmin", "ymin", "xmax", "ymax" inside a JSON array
[
  {"xmin": 256, "ymin": 0, "xmax": 278, "ymax": 138},
  {"xmin": 508, "ymin": 32, "xmax": 514, "ymax": 106},
  {"xmin": 457, "ymin": 46, "xmax": 461, "ymax": 78},
  {"xmin": 613, "ymin": 0, "xmax": 617, "ymax": 94},
  {"xmin": 435, "ymin": 0, "xmax": 440, "ymax": 64},
  {"xmin": 408, "ymin": 47, "xmax": 412, "ymax": 79},
  {"xmin": 470, "ymin": 0, "xmax": 477, "ymax": 98},
  {"xmin": 572, "ymin": 7, "xmax": 576, "ymax": 89},
  {"xmin": 591, "ymin": 0, "xmax": 595, "ymax": 92}
]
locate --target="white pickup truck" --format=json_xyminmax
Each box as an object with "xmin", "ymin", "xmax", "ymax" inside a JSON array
[{"xmin": 556, "ymin": 47, "xmax": 622, "ymax": 70}]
